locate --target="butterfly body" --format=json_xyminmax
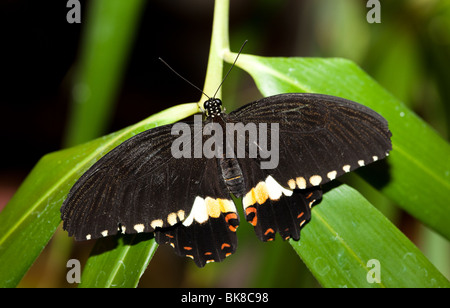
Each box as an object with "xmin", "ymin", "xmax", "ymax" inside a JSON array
[{"xmin": 61, "ymin": 93, "xmax": 392, "ymax": 267}]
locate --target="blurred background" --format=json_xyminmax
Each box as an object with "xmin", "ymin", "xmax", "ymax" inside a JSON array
[{"xmin": 1, "ymin": 0, "xmax": 449, "ymax": 287}]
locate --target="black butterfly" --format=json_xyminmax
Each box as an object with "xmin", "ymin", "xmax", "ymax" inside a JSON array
[{"xmin": 61, "ymin": 93, "xmax": 391, "ymax": 267}]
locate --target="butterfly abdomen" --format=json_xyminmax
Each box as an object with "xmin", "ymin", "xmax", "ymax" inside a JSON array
[{"xmin": 219, "ymin": 157, "xmax": 246, "ymax": 197}]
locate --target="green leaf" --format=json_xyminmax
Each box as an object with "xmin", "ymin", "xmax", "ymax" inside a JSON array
[
  {"xmin": 0, "ymin": 103, "xmax": 198, "ymax": 288},
  {"xmin": 78, "ymin": 234, "xmax": 158, "ymax": 288},
  {"xmin": 293, "ymin": 184, "xmax": 450, "ymax": 288},
  {"xmin": 64, "ymin": 0, "xmax": 146, "ymax": 146},
  {"xmin": 291, "ymin": 185, "xmax": 450, "ymax": 287},
  {"xmin": 229, "ymin": 54, "xmax": 450, "ymax": 240}
]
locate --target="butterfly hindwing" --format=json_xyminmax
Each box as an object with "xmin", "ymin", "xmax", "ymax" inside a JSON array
[
  {"xmin": 248, "ymin": 188, "xmax": 322, "ymax": 242},
  {"xmin": 155, "ymin": 156, "xmax": 240, "ymax": 267},
  {"xmin": 155, "ymin": 210, "xmax": 239, "ymax": 268},
  {"xmin": 237, "ymin": 157, "xmax": 322, "ymax": 242}
]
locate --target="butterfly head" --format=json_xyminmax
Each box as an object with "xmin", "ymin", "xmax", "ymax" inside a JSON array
[{"xmin": 204, "ymin": 98, "xmax": 222, "ymax": 118}]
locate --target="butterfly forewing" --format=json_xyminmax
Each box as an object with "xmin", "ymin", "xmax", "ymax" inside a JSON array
[
  {"xmin": 227, "ymin": 93, "xmax": 392, "ymax": 190},
  {"xmin": 61, "ymin": 121, "xmax": 235, "ymax": 242}
]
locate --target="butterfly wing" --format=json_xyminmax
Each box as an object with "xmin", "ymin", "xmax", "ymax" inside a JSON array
[
  {"xmin": 227, "ymin": 93, "xmax": 392, "ymax": 240},
  {"xmin": 154, "ymin": 157, "xmax": 240, "ymax": 268},
  {"xmin": 236, "ymin": 156, "xmax": 323, "ymax": 242},
  {"xmin": 61, "ymin": 121, "xmax": 238, "ymax": 247},
  {"xmin": 228, "ymin": 93, "xmax": 392, "ymax": 190}
]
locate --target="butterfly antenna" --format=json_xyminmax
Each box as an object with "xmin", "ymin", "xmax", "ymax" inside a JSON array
[
  {"xmin": 212, "ymin": 40, "xmax": 248, "ymax": 99},
  {"xmin": 159, "ymin": 57, "xmax": 211, "ymax": 100}
]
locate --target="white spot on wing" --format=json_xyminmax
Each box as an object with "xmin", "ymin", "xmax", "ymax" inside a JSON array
[
  {"xmin": 343, "ymin": 165, "xmax": 351, "ymax": 173},
  {"xmin": 265, "ymin": 175, "xmax": 293, "ymax": 200},
  {"xmin": 177, "ymin": 210, "xmax": 185, "ymax": 221},
  {"xmin": 167, "ymin": 212, "xmax": 178, "ymax": 226},
  {"xmin": 134, "ymin": 224, "xmax": 145, "ymax": 233},
  {"xmin": 86, "ymin": 234, "xmax": 91, "ymax": 240},
  {"xmin": 101, "ymin": 230, "xmax": 108, "ymax": 237},
  {"xmin": 373, "ymin": 156, "xmax": 378, "ymax": 161},
  {"xmin": 151, "ymin": 219, "xmax": 163, "ymax": 229},
  {"xmin": 296, "ymin": 177, "xmax": 307, "ymax": 189},
  {"xmin": 309, "ymin": 175, "xmax": 322, "ymax": 186},
  {"xmin": 327, "ymin": 170, "xmax": 337, "ymax": 180},
  {"xmin": 288, "ymin": 179, "xmax": 296, "ymax": 189},
  {"xmin": 358, "ymin": 160, "xmax": 365, "ymax": 167},
  {"xmin": 183, "ymin": 196, "xmax": 208, "ymax": 226}
]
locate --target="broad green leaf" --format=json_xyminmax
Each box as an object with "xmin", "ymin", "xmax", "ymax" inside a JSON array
[
  {"xmin": 79, "ymin": 234, "xmax": 158, "ymax": 288},
  {"xmin": 64, "ymin": 0, "xmax": 146, "ymax": 146},
  {"xmin": 0, "ymin": 103, "xmax": 198, "ymax": 288},
  {"xmin": 230, "ymin": 54, "xmax": 450, "ymax": 240},
  {"xmin": 294, "ymin": 184, "xmax": 450, "ymax": 288}
]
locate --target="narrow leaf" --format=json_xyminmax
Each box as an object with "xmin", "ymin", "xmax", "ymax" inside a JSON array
[
  {"xmin": 64, "ymin": 0, "xmax": 146, "ymax": 146},
  {"xmin": 0, "ymin": 103, "xmax": 198, "ymax": 287},
  {"xmin": 293, "ymin": 184, "xmax": 450, "ymax": 288},
  {"xmin": 78, "ymin": 234, "xmax": 158, "ymax": 288}
]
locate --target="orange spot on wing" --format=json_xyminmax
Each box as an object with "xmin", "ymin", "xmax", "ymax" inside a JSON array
[
  {"xmin": 229, "ymin": 225, "xmax": 238, "ymax": 232},
  {"xmin": 264, "ymin": 228, "xmax": 275, "ymax": 236},
  {"xmin": 245, "ymin": 207, "xmax": 257, "ymax": 215},
  {"xmin": 245, "ymin": 207, "xmax": 258, "ymax": 226},
  {"xmin": 225, "ymin": 213, "xmax": 239, "ymax": 232},
  {"xmin": 225, "ymin": 213, "xmax": 238, "ymax": 223},
  {"xmin": 221, "ymin": 243, "xmax": 231, "ymax": 250}
]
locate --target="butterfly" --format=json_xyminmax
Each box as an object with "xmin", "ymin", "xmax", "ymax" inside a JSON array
[{"xmin": 61, "ymin": 92, "xmax": 392, "ymax": 267}]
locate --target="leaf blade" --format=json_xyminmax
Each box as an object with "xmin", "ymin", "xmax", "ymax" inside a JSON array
[
  {"xmin": 293, "ymin": 185, "xmax": 450, "ymax": 288},
  {"xmin": 64, "ymin": 0, "xmax": 146, "ymax": 146},
  {"xmin": 78, "ymin": 235, "xmax": 158, "ymax": 288},
  {"xmin": 0, "ymin": 103, "xmax": 198, "ymax": 287}
]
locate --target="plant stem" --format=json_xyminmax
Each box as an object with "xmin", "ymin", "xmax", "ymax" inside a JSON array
[{"xmin": 200, "ymin": 0, "xmax": 230, "ymax": 106}]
